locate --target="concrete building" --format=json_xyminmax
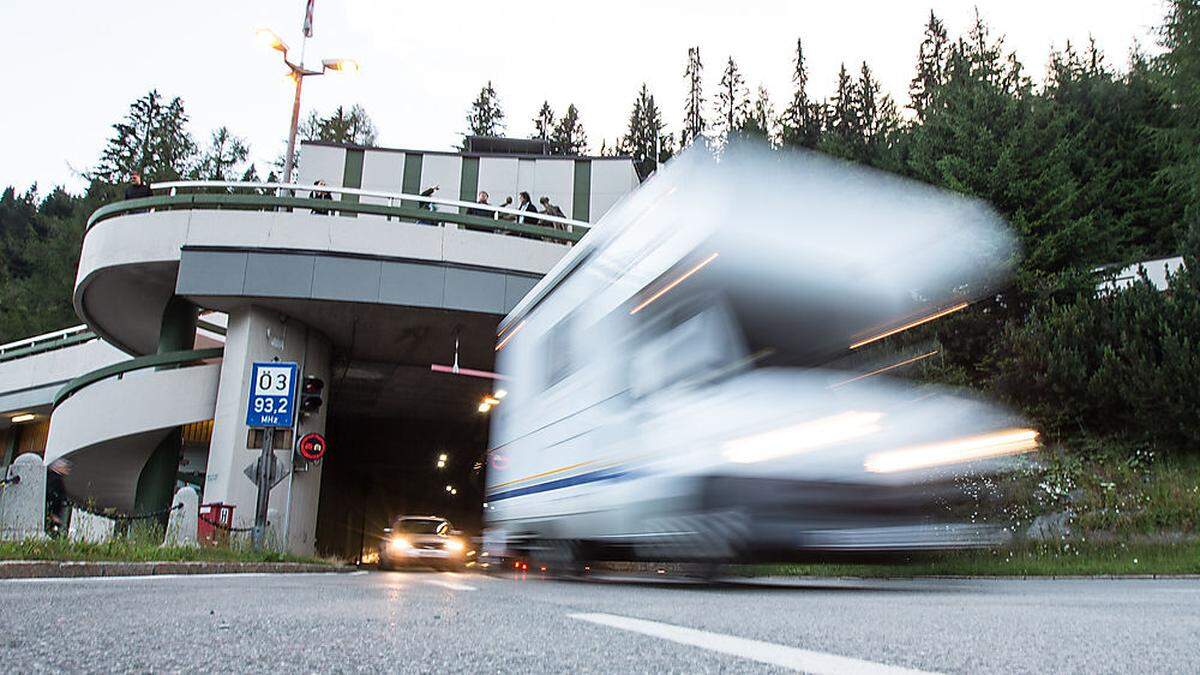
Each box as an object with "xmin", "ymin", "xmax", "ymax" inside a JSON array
[{"xmin": 0, "ymin": 139, "xmax": 639, "ymax": 557}]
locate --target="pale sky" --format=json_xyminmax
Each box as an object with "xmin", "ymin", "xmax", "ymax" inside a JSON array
[{"xmin": 0, "ymin": 0, "xmax": 1167, "ymax": 193}]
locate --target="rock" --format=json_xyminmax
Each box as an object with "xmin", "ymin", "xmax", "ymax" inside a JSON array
[{"xmin": 1026, "ymin": 510, "xmax": 1073, "ymax": 541}]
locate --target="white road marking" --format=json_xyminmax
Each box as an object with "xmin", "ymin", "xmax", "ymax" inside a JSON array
[
  {"xmin": 568, "ymin": 612, "xmax": 937, "ymax": 675},
  {"xmin": 0, "ymin": 570, "xmax": 367, "ymax": 584},
  {"xmin": 421, "ymin": 577, "xmax": 477, "ymax": 591}
]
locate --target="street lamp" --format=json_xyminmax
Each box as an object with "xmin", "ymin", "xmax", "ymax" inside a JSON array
[{"xmin": 256, "ymin": 27, "xmax": 359, "ymax": 185}]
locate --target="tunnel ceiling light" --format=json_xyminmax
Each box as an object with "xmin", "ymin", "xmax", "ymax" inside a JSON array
[
  {"xmin": 849, "ymin": 302, "xmax": 970, "ymax": 350},
  {"xmin": 438, "ymin": 453, "xmax": 448, "ymax": 462},
  {"xmin": 10, "ymin": 413, "xmax": 35, "ymax": 424}
]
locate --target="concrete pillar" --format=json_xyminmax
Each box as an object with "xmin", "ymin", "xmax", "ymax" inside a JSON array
[
  {"xmin": 132, "ymin": 296, "xmax": 199, "ymax": 526},
  {"xmin": 202, "ymin": 306, "xmax": 331, "ymax": 555},
  {"xmin": 0, "ymin": 453, "xmax": 47, "ymax": 540},
  {"xmin": 163, "ymin": 486, "xmax": 199, "ymax": 547},
  {"xmin": 157, "ymin": 296, "xmax": 200, "ymax": 353}
]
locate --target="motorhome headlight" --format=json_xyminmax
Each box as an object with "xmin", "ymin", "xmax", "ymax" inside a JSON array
[
  {"xmin": 389, "ymin": 536, "xmax": 411, "ymax": 552},
  {"xmin": 722, "ymin": 411, "xmax": 885, "ymax": 464},
  {"xmin": 864, "ymin": 428, "xmax": 1040, "ymax": 474},
  {"xmin": 445, "ymin": 538, "xmax": 466, "ymax": 554}
]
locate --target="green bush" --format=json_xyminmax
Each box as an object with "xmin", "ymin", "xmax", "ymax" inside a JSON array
[{"xmin": 988, "ymin": 241, "xmax": 1200, "ymax": 453}]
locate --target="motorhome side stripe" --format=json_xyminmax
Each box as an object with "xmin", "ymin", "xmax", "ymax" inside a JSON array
[{"xmin": 486, "ymin": 466, "xmax": 636, "ymax": 501}]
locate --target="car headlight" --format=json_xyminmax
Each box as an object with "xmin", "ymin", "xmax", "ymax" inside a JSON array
[
  {"xmin": 389, "ymin": 536, "xmax": 410, "ymax": 552},
  {"xmin": 445, "ymin": 538, "xmax": 465, "ymax": 553}
]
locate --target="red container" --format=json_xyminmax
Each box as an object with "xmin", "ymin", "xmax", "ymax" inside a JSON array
[{"xmin": 198, "ymin": 502, "xmax": 235, "ymax": 545}]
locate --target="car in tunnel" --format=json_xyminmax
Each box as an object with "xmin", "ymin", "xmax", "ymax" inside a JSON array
[{"xmin": 378, "ymin": 516, "xmax": 470, "ymax": 571}]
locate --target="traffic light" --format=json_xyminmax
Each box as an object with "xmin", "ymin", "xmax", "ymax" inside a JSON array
[{"xmin": 301, "ymin": 375, "xmax": 324, "ymax": 414}]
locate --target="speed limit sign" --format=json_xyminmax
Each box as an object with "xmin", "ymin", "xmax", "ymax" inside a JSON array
[{"xmin": 246, "ymin": 362, "xmax": 298, "ymax": 428}]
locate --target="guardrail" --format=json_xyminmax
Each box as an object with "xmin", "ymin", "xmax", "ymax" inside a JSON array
[
  {"xmin": 53, "ymin": 347, "xmax": 224, "ymax": 408},
  {"xmin": 86, "ymin": 181, "xmax": 591, "ymax": 245}
]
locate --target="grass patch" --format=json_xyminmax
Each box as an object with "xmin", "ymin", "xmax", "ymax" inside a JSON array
[
  {"xmin": 0, "ymin": 523, "xmax": 333, "ymax": 565},
  {"xmin": 745, "ymin": 539, "xmax": 1200, "ymax": 577}
]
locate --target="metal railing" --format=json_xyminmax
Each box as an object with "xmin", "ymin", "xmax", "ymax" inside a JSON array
[
  {"xmin": 0, "ymin": 325, "xmax": 96, "ymax": 364},
  {"xmin": 53, "ymin": 347, "xmax": 224, "ymax": 408},
  {"xmin": 86, "ymin": 181, "xmax": 591, "ymax": 244}
]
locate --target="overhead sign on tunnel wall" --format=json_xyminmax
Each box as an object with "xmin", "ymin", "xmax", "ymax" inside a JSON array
[{"xmin": 246, "ymin": 361, "xmax": 298, "ymax": 429}]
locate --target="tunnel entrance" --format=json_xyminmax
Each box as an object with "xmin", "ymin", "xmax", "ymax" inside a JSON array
[{"xmin": 315, "ymin": 414, "xmax": 489, "ymax": 561}]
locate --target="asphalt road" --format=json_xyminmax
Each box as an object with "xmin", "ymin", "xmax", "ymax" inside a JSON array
[{"xmin": 1, "ymin": 569, "xmax": 1197, "ymax": 673}]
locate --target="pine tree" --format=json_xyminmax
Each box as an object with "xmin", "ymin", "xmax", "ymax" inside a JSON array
[
  {"xmin": 681, "ymin": 47, "xmax": 706, "ymax": 147},
  {"xmin": 909, "ymin": 11, "xmax": 950, "ymax": 121},
  {"xmin": 780, "ymin": 38, "xmax": 823, "ymax": 148},
  {"xmin": 740, "ymin": 85, "xmax": 777, "ymax": 142},
  {"xmin": 93, "ymin": 90, "xmax": 197, "ymax": 183},
  {"xmin": 300, "ymin": 104, "xmax": 378, "ymax": 146},
  {"xmin": 856, "ymin": 62, "xmax": 900, "ymax": 163},
  {"xmin": 551, "ymin": 104, "xmax": 588, "ymax": 155},
  {"xmin": 192, "ymin": 127, "xmax": 250, "ymax": 180},
  {"xmin": 531, "ymin": 101, "xmax": 555, "ymax": 141},
  {"xmin": 620, "ymin": 84, "xmax": 669, "ymax": 177},
  {"xmin": 1156, "ymin": 0, "xmax": 1200, "ymax": 230},
  {"xmin": 466, "ymin": 81, "xmax": 506, "ymax": 137},
  {"xmin": 825, "ymin": 64, "xmax": 858, "ymax": 145},
  {"xmin": 713, "ymin": 56, "xmax": 750, "ymax": 146}
]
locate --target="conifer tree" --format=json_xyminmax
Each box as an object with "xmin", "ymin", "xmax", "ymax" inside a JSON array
[
  {"xmin": 713, "ymin": 56, "xmax": 750, "ymax": 146},
  {"xmin": 551, "ymin": 104, "xmax": 588, "ymax": 155},
  {"xmin": 300, "ymin": 105, "xmax": 378, "ymax": 146},
  {"xmin": 681, "ymin": 47, "xmax": 706, "ymax": 147},
  {"xmin": 740, "ymin": 85, "xmax": 777, "ymax": 142},
  {"xmin": 620, "ymin": 84, "xmax": 669, "ymax": 177},
  {"xmin": 825, "ymin": 64, "xmax": 859, "ymax": 145},
  {"xmin": 780, "ymin": 38, "xmax": 824, "ymax": 148},
  {"xmin": 531, "ymin": 101, "xmax": 555, "ymax": 141},
  {"xmin": 1156, "ymin": 0, "xmax": 1200, "ymax": 229},
  {"xmin": 192, "ymin": 127, "xmax": 250, "ymax": 180},
  {"xmin": 856, "ymin": 63, "xmax": 900, "ymax": 163},
  {"xmin": 93, "ymin": 90, "xmax": 196, "ymax": 182},
  {"xmin": 909, "ymin": 11, "xmax": 950, "ymax": 121},
  {"xmin": 466, "ymin": 81, "xmax": 506, "ymax": 137}
]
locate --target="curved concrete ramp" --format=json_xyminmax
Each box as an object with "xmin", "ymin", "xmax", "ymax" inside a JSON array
[
  {"xmin": 77, "ymin": 208, "xmax": 569, "ymax": 355},
  {"xmin": 45, "ymin": 362, "xmax": 221, "ymax": 511}
]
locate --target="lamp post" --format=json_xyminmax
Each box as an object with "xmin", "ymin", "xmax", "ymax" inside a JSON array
[{"xmin": 256, "ymin": 28, "xmax": 358, "ymax": 185}]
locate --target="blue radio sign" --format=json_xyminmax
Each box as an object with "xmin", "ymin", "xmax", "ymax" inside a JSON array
[{"xmin": 246, "ymin": 362, "xmax": 298, "ymax": 429}]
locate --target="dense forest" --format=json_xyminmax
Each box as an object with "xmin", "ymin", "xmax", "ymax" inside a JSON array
[{"xmin": 2, "ymin": 2, "xmax": 1198, "ymax": 456}]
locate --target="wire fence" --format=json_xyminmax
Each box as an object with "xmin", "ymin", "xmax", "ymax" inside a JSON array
[{"xmin": 64, "ymin": 496, "xmax": 182, "ymax": 522}]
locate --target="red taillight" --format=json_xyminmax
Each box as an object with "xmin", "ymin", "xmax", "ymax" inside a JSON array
[
  {"xmin": 540, "ymin": 566, "xmax": 547, "ymax": 572},
  {"xmin": 521, "ymin": 563, "xmax": 528, "ymax": 570},
  {"xmin": 514, "ymin": 561, "xmax": 521, "ymax": 569}
]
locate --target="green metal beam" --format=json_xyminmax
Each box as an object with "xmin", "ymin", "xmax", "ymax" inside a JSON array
[
  {"xmin": 572, "ymin": 160, "xmax": 592, "ymax": 222},
  {"xmin": 459, "ymin": 157, "xmax": 480, "ymax": 215},
  {"xmin": 53, "ymin": 347, "xmax": 224, "ymax": 408},
  {"xmin": 340, "ymin": 149, "xmax": 365, "ymax": 217},
  {"xmin": 401, "ymin": 153, "xmax": 423, "ymax": 208}
]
